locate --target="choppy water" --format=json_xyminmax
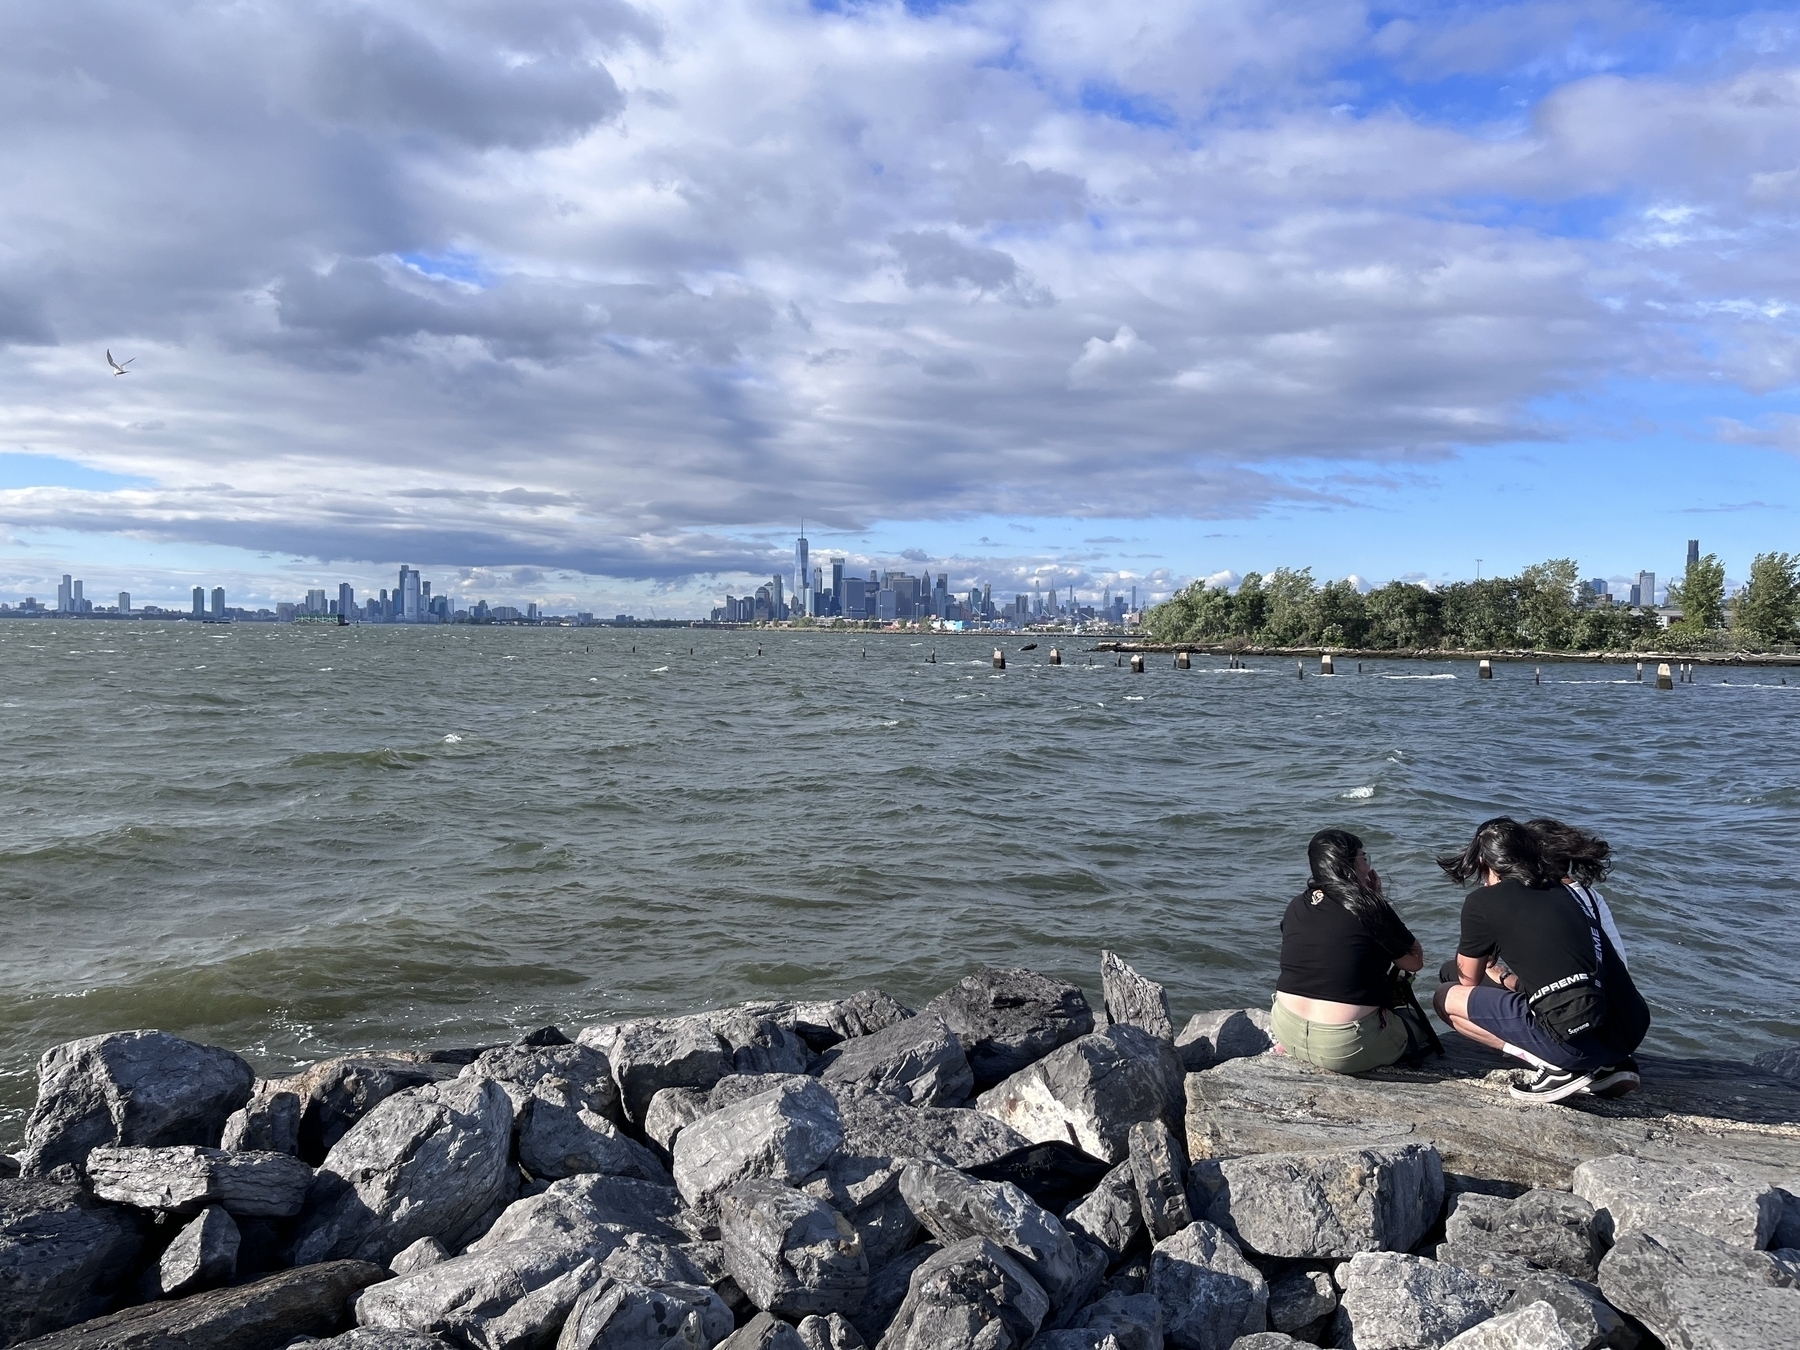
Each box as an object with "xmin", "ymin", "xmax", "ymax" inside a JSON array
[{"xmin": 2, "ymin": 623, "xmax": 1797, "ymax": 1146}]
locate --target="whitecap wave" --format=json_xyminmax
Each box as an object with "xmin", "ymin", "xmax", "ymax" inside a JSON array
[
  {"xmin": 442, "ymin": 733, "xmax": 462, "ymax": 744},
  {"xmin": 1342, "ymin": 785, "xmax": 1375, "ymax": 799},
  {"xmin": 1381, "ymin": 673, "xmax": 1456, "ymax": 680}
]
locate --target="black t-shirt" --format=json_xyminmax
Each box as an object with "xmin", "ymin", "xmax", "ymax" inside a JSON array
[{"xmin": 1277, "ymin": 890, "xmax": 1415, "ymax": 1007}]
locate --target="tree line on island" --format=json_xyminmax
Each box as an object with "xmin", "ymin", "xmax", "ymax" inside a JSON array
[{"xmin": 1144, "ymin": 552, "xmax": 1800, "ymax": 653}]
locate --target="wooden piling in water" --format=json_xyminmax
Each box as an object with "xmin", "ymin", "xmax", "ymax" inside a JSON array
[
  {"xmin": 1478, "ymin": 659, "xmax": 1493, "ymax": 680},
  {"xmin": 1176, "ymin": 650, "xmax": 1190, "ymax": 669},
  {"xmin": 1320, "ymin": 654, "xmax": 1334, "ymax": 675},
  {"xmin": 1049, "ymin": 647, "xmax": 1061, "ymax": 665},
  {"xmin": 993, "ymin": 648, "xmax": 1006, "ymax": 670},
  {"xmin": 1657, "ymin": 662, "xmax": 1674, "ymax": 690},
  {"xmin": 1535, "ymin": 667, "xmax": 1541, "ymax": 685}
]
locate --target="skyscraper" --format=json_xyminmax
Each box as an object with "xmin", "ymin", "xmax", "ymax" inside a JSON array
[
  {"xmin": 795, "ymin": 527, "xmax": 809, "ymax": 604},
  {"xmin": 1687, "ymin": 539, "xmax": 1700, "ymax": 569},
  {"xmin": 339, "ymin": 582, "xmax": 355, "ymax": 618},
  {"xmin": 118, "ymin": 592, "xmax": 130, "ymax": 614},
  {"xmin": 830, "ymin": 557, "xmax": 845, "ymax": 614},
  {"xmin": 72, "ymin": 579, "xmax": 84, "ymax": 611},
  {"xmin": 192, "ymin": 586, "xmax": 205, "ymax": 617},
  {"xmin": 57, "ymin": 575, "xmax": 71, "ymax": 613},
  {"xmin": 210, "ymin": 587, "xmax": 225, "ymax": 618},
  {"xmin": 401, "ymin": 567, "xmax": 422, "ymax": 621},
  {"xmin": 1635, "ymin": 571, "xmax": 1656, "ymax": 609}
]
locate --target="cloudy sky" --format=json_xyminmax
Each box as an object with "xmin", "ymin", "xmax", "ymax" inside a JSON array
[{"xmin": 2, "ymin": 0, "xmax": 1797, "ymax": 614}]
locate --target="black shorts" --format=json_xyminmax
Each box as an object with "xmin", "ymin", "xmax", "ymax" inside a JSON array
[{"xmin": 1464, "ymin": 986, "xmax": 1618, "ymax": 1072}]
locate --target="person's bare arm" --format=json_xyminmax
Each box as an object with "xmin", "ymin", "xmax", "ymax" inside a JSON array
[
  {"xmin": 1395, "ymin": 939, "xmax": 1424, "ymax": 974},
  {"xmin": 1457, "ymin": 954, "xmax": 1487, "ymax": 987}
]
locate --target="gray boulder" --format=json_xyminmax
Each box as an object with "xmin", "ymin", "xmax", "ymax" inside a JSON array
[
  {"xmin": 16, "ymin": 1259, "xmax": 386, "ymax": 1350},
  {"xmin": 1596, "ymin": 1222, "xmax": 1800, "ymax": 1349},
  {"xmin": 85, "ymin": 1144, "xmax": 314, "ymax": 1218},
  {"xmin": 796, "ymin": 1311, "xmax": 866, "ymax": 1349},
  {"xmin": 1128, "ymin": 1119, "xmax": 1193, "ymax": 1241},
  {"xmin": 673, "ymin": 1080, "xmax": 844, "ymax": 1209},
  {"xmin": 277, "ymin": 1055, "xmax": 463, "ymax": 1165},
  {"xmin": 711, "ymin": 1074, "xmax": 817, "ymax": 1112},
  {"xmin": 463, "ymin": 1041, "xmax": 624, "ymax": 1126},
  {"xmin": 1440, "ymin": 1189, "xmax": 1602, "ymax": 1281},
  {"xmin": 310, "ymin": 1330, "xmax": 459, "ymax": 1348},
  {"xmin": 20, "ymin": 1031, "xmax": 256, "ymax": 1176},
  {"xmin": 1266, "ymin": 1265, "xmax": 1335, "ymax": 1334},
  {"xmin": 645, "ymin": 1088, "xmax": 711, "ymax": 1158},
  {"xmin": 355, "ymin": 1245, "xmax": 601, "ymax": 1350},
  {"xmin": 1332, "ymin": 1252, "xmax": 1507, "ymax": 1350},
  {"xmin": 787, "ymin": 991, "xmax": 914, "ymax": 1052},
  {"xmin": 897, "ymin": 1160, "xmax": 1087, "ymax": 1310},
  {"xmin": 1101, "ymin": 952, "xmax": 1174, "ymax": 1043},
  {"xmin": 719, "ymin": 1311, "xmax": 808, "ymax": 1349},
  {"xmin": 556, "ymin": 1278, "xmax": 733, "ymax": 1349},
  {"xmin": 1064, "ymin": 1160, "xmax": 1143, "ymax": 1259},
  {"xmin": 1572, "ymin": 1153, "xmax": 1781, "ymax": 1248},
  {"xmin": 1175, "ymin": 1011, "xmax": 1272, "ymax": 1074},
  {"xmin": 155, "ymin": 1204, "xmax": 240, "ymax": 1298},
  {"xmin": 976, "ymin": 1025, "xmax": 1183, "ymax": 1164},
  {"xmin": 721, "ymin": 1180, "xmax": 868, "ymax": 1317},
  {"xmin": 221, "ymin": 1086, "xmax": 302, "ymax": 1156},
  {"xmin": 518, "ymin": 1084, "xmax": 671, "ymax": 1183},
  {"xmin": 0, "ymin": 1177, "xmax": 145, "ymax": 1344},
  {"xmin": 390, "ymin": 1236, "xmax": 450, "ymax": 1276},
  {"xmin": 1207, "ymin": 1143, "xmax": 1443, "ymax": 1259},
  {"xmin": 1498, "ymin": 1274, "xmax": 1637, "ymax": 1350},
  {"xmin": 846, "ymin": 1240, "xmax": 937, "ymax": 1344},
  {"xmin": 472, "ymin": 1174, "xmax": 688, "ymax": 1253},
  {"xmin": 597, "ymin": 1232, "xmax": 708, "ymax": 1288},
  {"xmin": 1071, "ymin": 1290, "xmax": 1163, "ymax": 1350},
  {"xmin": 582, "ymin": 1011, "xmax": 809, "ymax": 1125},
  {"xmin": 923, "ymin": 968, "xmax": 1095, "ymax": 1086},
  {"xmin": 1149, "ymin": 1220, "xmax": 1267, "ymax": 1350},
  {"xmin": 876, "ymin": 1235, "xmax": 1051, "ymax": 1350},
  {"xmin": 1441, "ymin": 1301, "xmax": 1576, "ymax": 1350},
  {"xmin": 294, "ymin": 1076, "xmax": 515, "ymax": 1266},
  {"xmin": 815, "ymin": 1016, "xmax": 972, "ymax": 1108},
  {"xmin": 1778, "ymin": 1182, "xmax": 1800, "ymax": 1250},
  {"xmin": 1227, "ymin": 1337, "xmax": 1309, "ymax": 1350}
]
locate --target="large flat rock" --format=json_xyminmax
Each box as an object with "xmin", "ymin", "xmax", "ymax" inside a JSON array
[{"xmin": 1184, "ymin": 1042, "xmax": 1800, "ymax": 1192}]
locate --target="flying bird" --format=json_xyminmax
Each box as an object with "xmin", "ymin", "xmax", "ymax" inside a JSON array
[{"xmin": 106, "ymin": 350, "xmax": 134, "ymax": 376}]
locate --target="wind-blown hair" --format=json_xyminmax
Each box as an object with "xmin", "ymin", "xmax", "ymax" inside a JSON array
[
  {"xmin": 1305, "ymin": 828, "xmax": 1396, "ymax": 928},
  {"xmin": 1525, "ymin": 817, "xmax": 1612, "ymax": 885},
  {"xmin": 1436, "ymin": 816, "xmax": 1563, "ymax": 888}
]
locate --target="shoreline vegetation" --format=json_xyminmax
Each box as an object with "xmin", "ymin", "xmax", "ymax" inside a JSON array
[
  {"xmin": 1139, "ymin": 554, "xmax": 1800, "ymax": 660},
  {"xmin": 1095, "ymin": 641, "xmax": 1800, "ymax": 668}
]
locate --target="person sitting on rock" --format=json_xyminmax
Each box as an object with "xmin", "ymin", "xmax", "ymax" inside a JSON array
[
  {"xmin": 1433, "ymin": 817, "xmax": 1649, "ymax": 1103},
  {"xmin": 1271, "ymin": 828, "xmax": 1426, "ymax": 1073}
]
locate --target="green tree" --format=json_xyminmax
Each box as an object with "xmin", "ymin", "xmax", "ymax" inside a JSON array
[
  {"xmin": 1439, "ymin": 579, "xmax": 1522, "ymax": 649},
  {"xmin": 1517, "ymin": 559, "xmax": 1580, "ymax": 650},
  {"xmin": 1231, "ymin": 572, "xmax": 1268, "ymax": 637},
  {"xmin": 1667, "ymin": 552, "xmax": 1726, "ymax": 630},
  {"xmin": 1309, "ymin": 579, "xmax": 1369, "ymax": 647},
  {"xmin": 1365, "ymin": 582, "xmax": 1444, "ymax": 649},
  {"xmin": 1258, "ymin": 568, "xmax": 1318, "ymax": 646},
  {"xmin": 1733, "ymin": 551, "xmax": 1800, "ymax": 649}
]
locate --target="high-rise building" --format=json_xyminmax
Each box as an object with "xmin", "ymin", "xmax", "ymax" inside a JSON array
[
  {"xmin": 339, "ymin": 582, "xmax": 355, "ymax": 618},
  {"xmin": 771, "ymin": 574, "xmax": 784, "ymax": 620},
  {"xmin": 842, "ymin": 575, "xmax": 866, "ymax": 619},
  {"xmin": 1635, "ymin": 571, "xmax": 1656, "ymax": 609},
  {"xmin": 211, "ymin": 587, "xmax": 225, "ymax": 618},
  {"xmin": 305, "ymin": 588, "xmax": 327, "ymax": 615},
  {"xmin": 118, "ymin": 592, "xmax": 130, "ymax": 614},
  {"xmin": 795, "ymin": 528, "xmax": 809, "ymax": 604},
  {"xmin": 72, "ymin": 580, "xmax": 84, "ymax": 611},
  {"xmin": 830, "ymin": 558, "xmax": 845, "ymax": 614},
  {"xmin": 1687, "ymin": 539, "xmax": 1700, "ymax": 569},
  {"xmin": 1629, "ymin": 584, "xmax": 1641, "ymax": 607},
  {"xmin": 57, "ymin": 575, "xmax": 72, "ymax": 613},
  {"xmin": 192, "ymin": 586, "xmax": 205, "ymax": 617},
  {"xmin": 402, "ymin": 568, "xmax": 422, "ymax": 621}
]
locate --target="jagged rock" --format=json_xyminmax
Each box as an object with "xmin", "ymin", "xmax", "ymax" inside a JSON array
[
  {"xmin": 581, "ymin": 1011, "xmax": 808, "ymax": 1125},
  {"xmin": 876, "ymin": 1236, "xmax": 1051, "ymax": 1350},
  {"xmin": 1128, "ymin": 1119, "xmax": 1193, "ymax": 1241},
  {"xmin": 1266, "ymin": 1265, "xmax": 1335, "ymax": 1334},
  {"xmin": 967, "ymin": 1142, "xmax": 1113, "ymax": 1215},
  {"xmin": 645, "ymin": 1088, "xmax": 711, "ymax": 1158},
  {"xmin": 897, "ymin": 1160, "xmax": 1087, "ymax": 1310},
  {"xmin": 711, "ymin": 1075, "xmax": 817, "ymax": 1111},
  {"xmin": 0, "ymin": 1178, "xmax": 145, "ymax": 1344},
  {"xmin": 1441, "ymin": 1301, "xmax": 1576, "ymax": 1349},
  {"xmin": 85, "ymin": 1145, "xmax": 313, "ymax": 1217},
  {"xmin": 20, "ymin": 1031, "xmax": 256, "ymax": 1176},
  {"xmin": 1184, "ymin": 1045, "xmax": 1800, "ymax": 1195},
  {"xmin": 1149, "ymin": 1221, "xmax": 1267, "ymax": 1350},
  {"xmin": 1332, "ymin": 1252, "xmax": 1507, "ymax": 1350},
  {"xmin": 1493, "ymin": 1273, "xmax": 1638, "ymax": 1350},
  {"xmin": 845, "ymin": 1240, "xmax": 936, "ymax": 1344},
  {"xmin": 720, "ymin": 1180, "xmax": 867, "ymax": 1317},
  {"xmin": 924, "ymin": 968, "xmax": 1095, "ymax": 1086},
  {"xmin": 16, "ymin": 1259, "xmax": 386, "ymax": 1350},
  {"xmin": 1064, "ymin": 1160, "xmax": 1143, "ymax": 1259},
  {"xmin": 673, "ymin": 1080, "xmax": 844, "ymax": 1208},
  {"xmin": 787, "ymin": 991, "xmax": 915, "ymax": 1053},
  {"xmin": 221, "ymin": 1086, "xmax": 302, "ymax": 1156},
  {"xmin": 277, "ymin": 1056, "xmax": 462, "ymax": 1166},
  {"xmin": 1227, "ymin": 1336, "xmax": 1308, "ymax": 1350},
  {"xmin": 1756, "ymin": 1046, "xmax": 1800, "ymax": 1083},
  {"xmin": 556, "ymin": 1278, "xmax": 733, "ymax": 1349},
  {"xmin": 293, "ymin": 1076, "xmax": 515, "ymax": 1266},
  {"xmin": 462, "ymin": 1041, "xmax": 624, "ymax": 1126},
  {"xmin": 718, "ymin": 1311, "xmax": 807, "ymax": 1349},
  {"xmin": 1101, "ymin": 952, "xmax": 1174, "ymax": 1043},
  {"xmin": 389, "ymin": 1236, "xmax": 449, "ymax": 1276},
  {"xmin": 309, "ymin": 1330, "xmax": 458, "ymax": 1348},
  {"xmin": 155, "ymin": 1205, "xmax": 240, "ymax": 1298},
  {"xmin": 355, "ymin": 1244, "xmax": 601, "ymax": 1349},
  {"xmin": 1440, "ymin": 1190, "xmax": 1602, "ymax": 1281},
  {"xmin": 815, "ymin": 1016, "xmax": 972, "ymax": 1108},
  {"xmin": 1596, "ymin": 1222, "xmax": 1800, "ymax": 1349},
  {"xmin": 597, "ymin": 1233, "xmax": 709, "ymax": 1288},
  {"xmin": 1175, "ymin": 1011, "xmax": 1272, "ymax": 1073},
  {"xmin": 1068, "ymin": 1290, "xmax": 1163, "ymax": 1350},
  {"xmin": 517, "ymin": 1084, "xmax": 671, "ymax": 1183},
  {"xmin": 1206, "ymin": 1143, "xmax": 1443, "ymax": 1259},
  {"xmin": 977, "ymin": 1025, "xmax": 1183, "ymax": 1164},
  {"xmin": 472, "ymin": 1174, "xmax": 688, "ymax": 1254},
  {"xmin": 795, "ymin": 1311, "xmax": 865, "ymax": 1349},
  {"xmin": 1572, "ymin": 1153, "xmax": 1780, "ymax": 1248}
]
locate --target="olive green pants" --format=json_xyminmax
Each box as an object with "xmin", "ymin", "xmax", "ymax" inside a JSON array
[{"xmin": 1270, "ymin": 997, "xmax": 1410, "ymax": 1074}]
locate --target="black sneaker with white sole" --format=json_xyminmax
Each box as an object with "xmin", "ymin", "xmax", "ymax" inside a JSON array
[
  {"xmin": 1584, "ymin": 1059, "xmax": 1642, "ymax": 1099},
  {"xmin": 1509, "ymin": 1066, "xmax": 1598, "ymax": 1103}
]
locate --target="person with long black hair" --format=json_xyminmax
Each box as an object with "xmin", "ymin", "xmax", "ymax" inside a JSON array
[
  {"xmin": 1433, "ymin": 817, "xmax": 1649, "ymax": 1103},
  {"xmin": 1272, "ymin": 828, "xmax": 1426, "ymax": 1073}
]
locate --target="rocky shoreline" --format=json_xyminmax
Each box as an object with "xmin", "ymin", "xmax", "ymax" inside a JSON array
[
  {"xmin": 2, "ymin": 955, "xmax": 1797, "ymax": 1350},
  {"xmin": 1092, "ymin": 643, "xmax": 1800, "ymax": 668}
]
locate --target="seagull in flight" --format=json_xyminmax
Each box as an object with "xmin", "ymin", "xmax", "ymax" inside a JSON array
[{"xmin": 106, "ymin": 349, "xmax": 134, "ymax": 376}]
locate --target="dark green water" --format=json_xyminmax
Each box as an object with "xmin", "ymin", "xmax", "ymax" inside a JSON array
[{"xmin": 2, "ymin": 622, "xmax": 1796, "ymax": 1147}]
